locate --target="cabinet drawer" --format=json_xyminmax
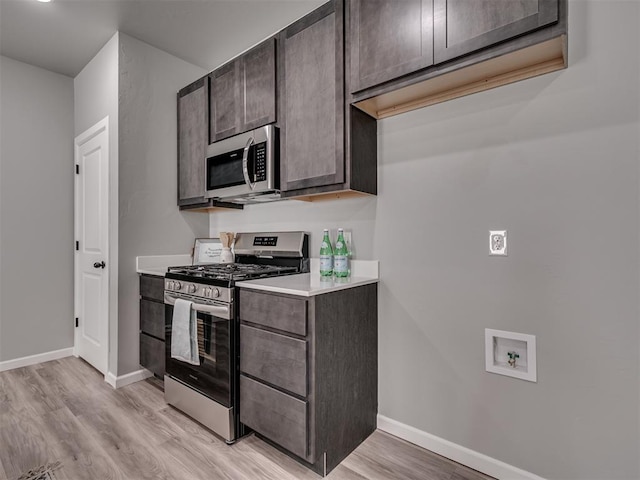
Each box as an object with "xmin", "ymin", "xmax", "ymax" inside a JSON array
[
  {"xmin": 239, "ymin": 289, "xmax": 307, "ymax": 336},
  {"xmin": 140, "ymin": 275, "xmax": 164, "ymax": 302},
  {"xmin": 240, "ymin": 375, "xmax": 307, "ymax": 459},
  {"xmin": 240, "ymin": 324, "xmax": 307, "ymax": 397},
  {"xmin": 140, "ymin": 299, "xmax": 165, "ymax": 339},
  {"xmin": 140, "ymin": 333, "xmax": 165, "ymax": 377}
]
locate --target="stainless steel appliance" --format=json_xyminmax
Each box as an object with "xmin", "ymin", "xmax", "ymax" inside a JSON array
[
  {"xmin": 204, "ymin": 125, "xmax": 280, "ymax": 204},
  {"xmin": 164, "ymin": 231, "xmax": 309, "ymax": 443}
]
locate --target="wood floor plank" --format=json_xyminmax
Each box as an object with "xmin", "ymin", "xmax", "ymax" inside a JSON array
[
  {"xmin": 452, "ymin": 465, "xmax": 495, "ymax": 480},
  {"xmin": 326, "ymin": 464, "xmax": 370, "ymax": 479},
  {"xmin": 341, "ymin": 430, "xmax": 460, "ymax": 480},
  {"xmin": 0, "ymin": 409, "xmax": 60, "ymax": 479},
  {"xmin": 239, "ymin": 434, "xmax": 321, "ymax": 480},
  {"xmin": 0, "ymin": 369, "xmax": 48, "ymax": 420},
  {"xmin": 74, "ymin": 408, "xmax": 175, "ymax": 480},
  {"xmin": 0, "ymin": 357, "xmax": 496, "ymax": 480},
  {"xmin": 156, "ymin": 405, "xmax": 224, "ymax": 446},
  {"xmin": 155, "ymin": 436, "xmax": 240, "ymax": 480},
  {"xmin": 33, "ymin": 358, "xmax": 107, "ymax": 417},
  {"xmin": 0, "ymin": 455, "xmax": 8, "ymax": 480}
]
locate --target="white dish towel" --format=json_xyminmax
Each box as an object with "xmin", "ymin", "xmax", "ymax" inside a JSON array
[{"xmin": 171, "ymin": 298, "xmax": 200, "ymax": 365}]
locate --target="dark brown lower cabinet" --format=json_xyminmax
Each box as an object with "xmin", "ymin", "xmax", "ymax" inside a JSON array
[
  {"xmin": 139, "ymin": 274, "xmax": 165, "ymax": 377},
  {"xmin": 238, "ymin": 283, "xmax": 378, "ymax": 476}
]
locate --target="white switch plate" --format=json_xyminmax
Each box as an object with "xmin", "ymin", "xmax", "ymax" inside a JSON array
[{"xmin": 489, "ymin": 230, "xmax": 507, "ymax": 256}]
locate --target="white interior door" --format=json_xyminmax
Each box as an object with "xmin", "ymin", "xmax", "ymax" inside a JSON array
[{"xmin": 74, "ymin": 117, "xmax": 109, "ymax": 375}]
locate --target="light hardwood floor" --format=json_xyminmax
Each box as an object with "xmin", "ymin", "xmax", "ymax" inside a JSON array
[{"xmin": 0, "ymin": 357, "xmax": 493, "ymax": 480}]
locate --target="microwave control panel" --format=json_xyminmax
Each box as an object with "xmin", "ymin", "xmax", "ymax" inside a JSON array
[{"xmin": 254, "ymin": 142, "xmax": 267, "ymax": 182}]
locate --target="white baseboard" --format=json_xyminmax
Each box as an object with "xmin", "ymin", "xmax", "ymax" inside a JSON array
[
  {"xmin": 377, "ymin": 415, "xmax": 545, "ymax": 480},
  {"xmin": 0, "ymin": 347, "xmax": 74, "ymax": 373},
  {"xmin": 105, "ymin": 368, "xmax": 153, "ymax": 389}
]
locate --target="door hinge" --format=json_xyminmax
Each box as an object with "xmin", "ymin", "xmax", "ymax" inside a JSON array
[
  {"xmin": 75, "ymin": 164, "xmax": 80, "ymax": 174},
  {"xmin": 75, "ymin": 317, "xmax": 79, "ymax": 328},
  {"xmin": 75, "ymin": 241, "xmax": 79, "ymax": 251}
]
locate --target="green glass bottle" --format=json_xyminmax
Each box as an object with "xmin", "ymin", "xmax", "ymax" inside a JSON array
[
  {"xmin": 333, "ymin": 228, "xmax": 349, "ymax": 277},
  {"xmin": 319, "ymin": 229, "xmax": 333, "ymax": 277}
]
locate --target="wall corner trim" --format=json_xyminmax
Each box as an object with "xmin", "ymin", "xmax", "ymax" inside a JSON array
[
  {"xmin": 105, "ymin": 368, "xmax": 153, "ymax": 389},
  {"xmin": 0, "ymin": 347, "xmax": 74, "ymax": 373},
  {"xmin": 376, "ymin": 415, "xmax": 546, "ymax": 480}
]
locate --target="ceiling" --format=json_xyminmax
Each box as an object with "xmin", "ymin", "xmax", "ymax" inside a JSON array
[{"xmin": 0, "ymin": 0, "xmax": 324, "ymax": 78}]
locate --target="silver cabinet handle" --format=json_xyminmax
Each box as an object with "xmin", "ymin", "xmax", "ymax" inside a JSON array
[
  {"xmin": 164, "ymin": 294, "xmax": 231, "ymax": 320},
  {"xmin": 242, "ymin": 136, "xmax": 256, "ymax": 190}
]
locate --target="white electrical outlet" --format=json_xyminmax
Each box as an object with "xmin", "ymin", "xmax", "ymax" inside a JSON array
[{"xmin": 489, "ymin": 230, "xmax": 507, "ymax": 256}]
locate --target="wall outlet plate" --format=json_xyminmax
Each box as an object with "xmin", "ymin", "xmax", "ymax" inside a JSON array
[{"xmin": 489, "ymin": 230, "xmax": 507, "ymax": 256}]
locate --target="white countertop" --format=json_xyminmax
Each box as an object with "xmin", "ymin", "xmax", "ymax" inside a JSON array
[
  {"xmin": 136, "ymin": 254, "xmax": 192, "ymax": 276},
  {"xmin": 236, "ymin": 259, "xmax": 379, "ymax": 297}
]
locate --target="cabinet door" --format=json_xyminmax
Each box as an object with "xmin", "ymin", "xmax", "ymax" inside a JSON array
[
  {"xmin": 434, "ymin": 0, "xmax": 559, "ymax": 63},
  {"xmin": 210, "ymin": 61, "xmax": 242, "ymax": 143},
  {"xmin": 349, "ymin": 0, "xmax": 434, "ymax": 93},
  {"xmin": 241, "ymin": 38, "xmax": 277, "ymax": 132},
  {"xmin": 140, "ymin": 299, "xmax": 165, "ymax": 340},
  {"xmin": 280, "ymin": 0, "xmax": 345, "ymax": 192},
  {"xmin": 177, "ymin": 77, "xmax": 208, "ymax": 207},
  {"xmin": 140, "ymin": 333, "xmax": 165, "ymax": 377}
]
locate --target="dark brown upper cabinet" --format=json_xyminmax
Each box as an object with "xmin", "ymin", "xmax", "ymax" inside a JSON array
[
  {"xmin": 279, "ymin": 0, "xmax": 377, "ymax": 198},
  {"xmin": 350, "ymin": 0, "xmax": 565, "ymax": 120},
  {"xmin": 177, "ymin": 76, "xmax": 209, "ymax": 208},
  {"xmin": 209, "ymin": 38, "xmax": 277, "ymax": 143},
  {"xmin": 349, "ymin": 0, "xmax": 434, "ymax": 93},
  {"xmin": 433, "ymin": 0, "xmax": 559, "ymax": 63}
]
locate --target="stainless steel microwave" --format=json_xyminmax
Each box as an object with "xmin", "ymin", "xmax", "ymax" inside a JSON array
[{"xmin": 204, "ymin": 125, "xmax": 280, "ymax": 204}]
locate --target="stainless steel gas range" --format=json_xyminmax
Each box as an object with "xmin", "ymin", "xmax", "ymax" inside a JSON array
[{"xmin": 163, "ymin": 231, "xmax": 309, "ymax": 443}]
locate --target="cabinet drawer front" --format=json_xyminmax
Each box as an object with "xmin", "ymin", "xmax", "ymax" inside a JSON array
[
  {"xmin": 239, "ymin": 289, "xmax": 307, "ymax": 336},
  {"xmin": 240, "ymin": 375, "xmax": 307, "ymax": 459},
  {"xmin": 240, "ymin": 325, "xmax": 307, "ymax": 397},
  {"xmin": 140, "ymin": 299, "xmax": 165, "ymax": 339},
  {"xmin": 140, "ymin": 333, "xmax": 165, "ymax": 377},
  {"xmin": 140, "ymin": 275, "xmax": 164, "ymax": 302}
]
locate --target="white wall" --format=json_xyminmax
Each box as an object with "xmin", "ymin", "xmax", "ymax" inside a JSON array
[
  {"xmin": 117, "ymin": 34, "xmax": 209, "ymax": 375},
  {"xmin": 0, "ymin": 56, "xmax": 74, "ymax": 361},
  {"xmin": 211, "ymin": 1, "xmax": 640, "ymax": 478},
  {"xmin": 74, "ymin": 33, "xmax": 120, "ymax": 375},
  {"xmin": 73, "ymin": 33, "xmax": 208, "ymax": 377}
]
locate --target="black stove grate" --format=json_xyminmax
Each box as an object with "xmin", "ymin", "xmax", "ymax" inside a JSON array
[{"xmin": 166, "ymin": 263, "xmax": 299, "ymax": 281}]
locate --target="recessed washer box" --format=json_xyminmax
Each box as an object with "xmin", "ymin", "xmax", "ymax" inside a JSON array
[{"xmin": 485, "ymin": 328, "xmax": 537, "ymax": 382}]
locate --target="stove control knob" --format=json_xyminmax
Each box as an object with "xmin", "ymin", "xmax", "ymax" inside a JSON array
[
  {"xmin": 187, "ymin": 284, "xmax": 197, "ymax": 294},
  {"xmin": 174, "ymin": 281, "xmax": 182, "ymax": 291},
  {"xmin": 212, "ymin": 288, "xmax": 220, "ymax": 298},
  {"xmin": 166, "ymin": 281, "xmax": 173, "ymax": 290},
  {"xmin": 203, "ymin": 287, "xmax": 212, "ymax": 298}
]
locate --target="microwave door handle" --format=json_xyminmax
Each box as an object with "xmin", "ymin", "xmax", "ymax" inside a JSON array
[{"xmin": 242, "ymin": 137, "xmax": 256, "ymax": 190}]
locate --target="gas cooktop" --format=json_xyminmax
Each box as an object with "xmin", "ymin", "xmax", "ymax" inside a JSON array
[{"xmin": 166, "ymin": 263, "xmax": 298, "ymax": 282}]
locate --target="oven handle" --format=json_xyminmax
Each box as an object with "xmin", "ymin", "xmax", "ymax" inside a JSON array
[
  {"xmin": 242, "ymin": 136, "xmax": 256, "ymax": 190},
  {"xmin": 164, "ymin": 293, "xmax": 231, "ymax": 320}
]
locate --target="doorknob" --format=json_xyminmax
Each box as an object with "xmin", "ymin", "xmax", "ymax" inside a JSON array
[{"xmin": 93, "ymin": 261, "xmax": 106, "ymax": 269}]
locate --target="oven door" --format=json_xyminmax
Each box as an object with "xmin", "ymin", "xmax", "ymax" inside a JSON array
[{"xmin": 164, "ymin": 293, "xmax": 233, "ymax": 408}]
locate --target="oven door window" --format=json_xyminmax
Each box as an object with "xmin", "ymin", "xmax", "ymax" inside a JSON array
[{"xmin": 165, "ymin": 305, "xmax": 232, "ymax": 407}]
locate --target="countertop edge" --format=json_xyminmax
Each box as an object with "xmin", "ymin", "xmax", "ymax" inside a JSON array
[
  {"xmin": 236, "ymin": 274, "xmax": 379, "ymax": 297},
  {"xmin": 137, "ymin": 268, "xmax": 167, "ymax": 277}
]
